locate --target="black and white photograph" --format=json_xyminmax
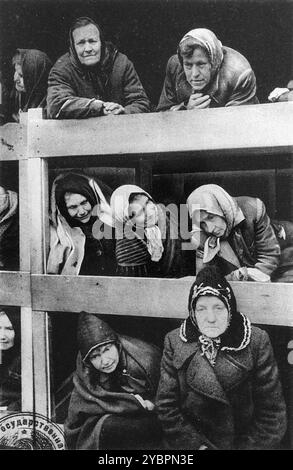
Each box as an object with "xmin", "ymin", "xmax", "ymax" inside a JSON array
[{"xmin": 0, "ymin": 0, "xmax": 292, "ymax": 454}]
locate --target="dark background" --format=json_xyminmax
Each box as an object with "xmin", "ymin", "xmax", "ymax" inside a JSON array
[{"xmin": 0, "ymin": 0, "xmax": 292, "ymax": 105}]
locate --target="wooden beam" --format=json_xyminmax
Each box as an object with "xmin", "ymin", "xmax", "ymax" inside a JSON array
[
  {"xmin": 28, "ymin": 103, "xmax": 293, "ymax": 159},
  {"xmin": 0, "ymin": 122, "xmax": 26, "ymax": 161},
  {"xmin": 31, "ymin": 275, "xmax": 293, "ymax": 327},
  {"xmin": 27, "ymin": 109, "xmax": 51, "ymax": 418},
  {"xmin": 0, "ymin": 271, "xmax": 31, "ymax": 306}
]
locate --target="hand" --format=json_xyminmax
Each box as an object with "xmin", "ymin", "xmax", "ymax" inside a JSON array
[
  {"xmin": 268, "ymin": 88, "xmax": 289, "ymax": 102},
  {"xmin": 143, "ymin": 399, "xmax": 155, "ymax": 411},
  {"xmin": 198, "ymin": 445, "xmax": 208, "ymax": 450},
  {"xmin": 103, "ymin": 102, "xmax": 125, "ymax": 115},
  {"xmin": 246, "ymin": 268, "xmax": 270, "ymax": 282},
  {"xmin": 225, "ymin": 267, "xmax": 249, "ymax": 281},
  {"xmin": 186, "ymin": 93, "xmax": 211, "ymax": 110}
]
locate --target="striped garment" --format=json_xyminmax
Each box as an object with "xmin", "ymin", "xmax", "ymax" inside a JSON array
[{"xmin": 115, "ymin": 236, "xmax": 150, "ymax": 277}]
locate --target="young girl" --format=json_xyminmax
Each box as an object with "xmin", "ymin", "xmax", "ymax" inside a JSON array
[{"xmin": 110, "ymin": 184, "xmax": 182, "ymax": 277}]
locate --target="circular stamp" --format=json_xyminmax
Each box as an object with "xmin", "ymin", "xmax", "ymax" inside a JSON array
[{"xmin": 0, "ymin": 412, "xmax": 66, "ymax": 450}]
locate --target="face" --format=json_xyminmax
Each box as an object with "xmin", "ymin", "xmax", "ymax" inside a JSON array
[
  {"xmin": 183, "ymin": 47, "xmax": 212, "ymax": 91},
  {"xmin": 14, "ymin": 63, "xmax": 25, "ymax": 93},
  {"xmin": 199, "ymin": 211, "xmax": 227, "ymax": 237},
  {"xmin": 195, "ymin": 296, "xmax": 229, "ymax": 338},
  {"xmin": 0, "ymin": 313, "xmax": 15, "ymax": 350},
  {"xmin": 72, "ymin": 24, "xmax": 102, "ymax": 66},
  {"xmin": 89, "ymin": 343, "xmax": 119, "ymax": 373},
  {"xmin": 128, "ymin": 195, "xmax": 157, "ymax": 228},
  {"xmin": 64, "ymin": 192, "xmax": 93, "ymax": 223}
]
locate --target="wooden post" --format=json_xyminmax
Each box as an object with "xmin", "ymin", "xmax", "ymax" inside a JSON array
[
  {"xmin": 27, "ymin": 108, "xmax": 51, "ymax": 418},
  {"xmin": 135, "ymin": 157, "xmax": 152, "ymax": 193},
  {"xmin": 19, "ymin": 157, "xmax": 34, "ymax": 412}
]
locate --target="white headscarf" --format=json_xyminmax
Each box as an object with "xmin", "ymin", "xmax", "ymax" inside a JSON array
[
  {"xmin": 186, "ymin": 184, "xmax": 244, "ymax": 265},
  {"xmin": 110, "ymin": 185, "xmax": 164, "ymax": 262}
]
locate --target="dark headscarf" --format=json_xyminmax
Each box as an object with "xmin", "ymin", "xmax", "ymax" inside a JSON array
[
  {"xmin": 68, "ymin": 17, "xmax": 117, "ymax": 92},
  {"xmin": 180, "ymin": 266, "xmax": 251, "ymax": 352},
  {"xmin": 0, "ymin": 306, "xmax": 20, "ymax": 365},
  {"xmin": 77, "ymin": 313, "xmax": 118, "ymax": 365},
  {"xmin": 14, "ymin": 49, "xmax": 52, "ymax": 111},
  {"xmin": 55, "ymin": 173, "xmax": 98, "ymax": 226}
]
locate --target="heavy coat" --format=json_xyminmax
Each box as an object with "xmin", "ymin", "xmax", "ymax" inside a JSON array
[
  {"xmin": 64, "ymin": 314, "xmax": 162, "ymax": 450},
  {"xmin": 47, "ymin": 41, "xmax": 150, "ymax": 119},
  {"xmin": 157, "ymin": 47, "xmax": 258, "ymax": 111},
  {"xmin": 197, "ymin": 196, "xmax": 281, "ymax": 277},
  {"xmin": 156, "ymin": 325, "xmax": 287, "ymax": 450}
]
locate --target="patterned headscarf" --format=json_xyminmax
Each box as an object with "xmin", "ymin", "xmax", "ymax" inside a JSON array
[{"xmin": 180, "ymin": 266, "xmax": 251, "ymax": 363}]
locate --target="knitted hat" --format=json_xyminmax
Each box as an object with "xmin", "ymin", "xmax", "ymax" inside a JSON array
[
  {"xmin": 188, "ymin": 266, "xmax": 236, "ymax": 326},
  {"xmin": 180, "ymin": 266, "xmax": 251, "ymax": 351}
]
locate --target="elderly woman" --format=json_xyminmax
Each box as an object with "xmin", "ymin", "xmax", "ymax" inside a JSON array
[
  {"xmin": 0, "ymin": 185, "xmax": 19, "ymax": 271},
  {"xmin": 47, "ymin": 16, "xmax": 150, "ymax": 119},
  {"xmin": 110, "ymin": 184, "xmax": 183, "ymax": 277},
  {"xmin": 186, "ymin": 184, "xmax": 283, "ymax": 282},
  {"xmin": 0, "ymin": 307, "xmax": 21, "ymax": 411},
  {"xmin": 157, "ymin": 28, "xmax": 258, "ymax": 112},
  {"xmin": 156, "ymin": 266, "xmax": 287, "ymax": 450},
  {"xmin": 11, "ymin": 48, "xmax": 52, "ymax": 121},
  {"xmin": 47, "ymin": 172, "xmax": 116, "ymax": 276},
  {"xmin": 64, "ymin": 313, "xmax": 162, "ymax": 450}
]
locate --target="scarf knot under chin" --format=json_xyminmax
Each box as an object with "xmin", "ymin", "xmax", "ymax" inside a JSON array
[{"xmin": 199, "ymin": 335, "xmax": 221, "ymax": 366}]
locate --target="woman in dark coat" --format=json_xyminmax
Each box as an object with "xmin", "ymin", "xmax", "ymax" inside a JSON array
[
  {"xmin": 156, "ymin": 266, "xmax": 287, "ymax": 450},
  {"xmin": 47, "ymin": 172, "xmax": 116, "ymax": 276},
  {"xmin": 47, "ymin": 17, "xmax": 150, "ymax": 119},
  {"xmin": 0, "ymin": 307, "xmax": 21, "ymax": 411},
  {"xmin": 12, "ymin": 48, "xmax": 52, "ymax": 121},
  {"xmin": 186, "ymin": 184, "xmax": 284, "ymax": 281},
  {"xmin": 157, "ymin": 28, "xmax": 258, "ymax": 112},
  {"xmin": 64, "ymin": 313, "xmax": 162, "ymax": 450}
]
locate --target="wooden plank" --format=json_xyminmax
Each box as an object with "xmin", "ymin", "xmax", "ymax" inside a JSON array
[
  {"xmin": 28, "ymin": 103, "xmax": 293, "ymax": 159},
  {"xmin": 0, "ymin": 122, "xmax": 27, "ymax": 161},
  {"xmin": 21, "ymin": 307, "xmax": 34, "ymax": 412},
  {"xmin": 27, "ymin": 109, "xmax": 51, "ymax": 418},
  {"xmin": 0, "ymin": 271, "xmax": 31, "ymax": 306},
  {"xmin": 31, "ymin": 275, "xmax": 293, "ymax": 327}
]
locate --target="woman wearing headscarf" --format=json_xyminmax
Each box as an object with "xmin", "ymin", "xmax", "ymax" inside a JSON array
[
  {"xmin": 47, "ymin": 172, "xmax": 116, "ymax": 276},
  {"xmin": 64, "ymin": 313, "xmax": 162, "ymax": 450},
  {"xmin": 156, "ymin": 266, "xmax": 287, "ymax": 450},
  {"xmin": 0, "ymin": 307, "xmax": 21, "ymax": 411},
  {"xmin": 186, "ymin": 184, "xmax": 282, "ymax": 282},
  {"xmin": 11, "ymin": 48, "xmax": 52, "ymax": 122},
  {"xmin": 47, "ymin": 17, "xmax": 150, "ymax": 119},
  {"xmin": 0, "ymin": 185, "xmax": 19, "ymax": 271},
  {"xmin": 157, "ymin": 28, "xmax": 258, "ymax": 111},
  {"xmin": 110, "ymin": 184, "xmax": 183, "ymax": 278}
]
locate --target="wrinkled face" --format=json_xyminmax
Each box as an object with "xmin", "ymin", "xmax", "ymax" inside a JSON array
[
  {"xmin": 0, "ymin": 312, "xmax": 15, "ymax": 350},
  {"xmin": 195, "ymin": 296, "xmax": 229, "ymax": 338},
  {"xmin": 128, "ymin": 195, "xmax": 157, "ymax": 228},
  {"xmin": 64, "ymin": 192, "xmax": 93, "ymax": 223},
  {"xmin": 14, "ymin": 63, "xmax": 25, "ymax": 93},
  {"xmin": 183, "ymin": 47, "xmax": 212, "ymax": 91},
  {"xmin": 199, "ymin": 210, "xmax": 227, "ymax": 237},
  {"xmin": 72, "ymin": 24, "xmax": 101, "ymax": 66},
  {"xmin": 89, "ymin": 343, "xmax": 119, "ymax": 373}
]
